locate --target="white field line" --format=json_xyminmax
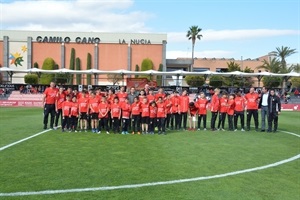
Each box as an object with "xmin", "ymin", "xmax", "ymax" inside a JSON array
[
  {"xmin": 0, "ymin": 130, "xmax": 299, "ymax": 197},
  {"xmin": 280, "ymin": 130, "xmax": 300, "ymax": 138},
  {"xmin": 0, "ymin": 154, "xmax": 299, "ymax": 197},
  {"xmin": 0, "ymin": 128, "xmax": 54, "ymax": 152}
]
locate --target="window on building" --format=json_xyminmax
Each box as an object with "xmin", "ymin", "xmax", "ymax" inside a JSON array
[
  {"xmin": 193, "ymin": 68, "xmax": 210, "ymax": 72},
  {"xmin": 216, "ymin": 68, "xmax": 228, "ymax": 73}
]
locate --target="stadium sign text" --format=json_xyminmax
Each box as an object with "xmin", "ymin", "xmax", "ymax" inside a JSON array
[
  {"xmin": 36, "ymin": 36, "xmax": 101, "ymax": 44},
  {"xmin": 119, "ymin": 39, "xmax": 151, "ymax": 45}
]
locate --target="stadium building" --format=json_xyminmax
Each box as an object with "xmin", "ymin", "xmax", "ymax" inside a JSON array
[
  {"xmin": 0, "ymin": 30, "xmax": 167, "ymax": 84},
  {"xmin": 1, "ymin": 30, "xmax": 274, "ymax": 86}
]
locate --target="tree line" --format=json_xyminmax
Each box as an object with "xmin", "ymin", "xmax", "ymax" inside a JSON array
[
  {"xmin": 24, "ymin": 49, "xmax": 164, "ymax": 86},
  {"xmin": 22, "ymin": 25, "xmax": 299, "ymax": 89},
  {"xmin": 185, "ymin": 25, "xmax": 299, "ymax": 89}
]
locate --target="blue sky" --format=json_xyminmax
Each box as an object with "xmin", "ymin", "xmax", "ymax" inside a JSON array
[{"xmin": 1, "ymin": 0, "xmax": 299, "ymax": 64}]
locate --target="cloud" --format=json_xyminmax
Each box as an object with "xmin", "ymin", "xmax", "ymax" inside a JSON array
[
  {"xmin": 168, "ymin": 29, "xmax": 300, "ymax": 42},
  {"xmin": 167, "ymin": 50, "xmax": 233, "ymax": 59},
  {"xmin": 0, "ymin": 0, "xmax": 153, "ymax": 32}
]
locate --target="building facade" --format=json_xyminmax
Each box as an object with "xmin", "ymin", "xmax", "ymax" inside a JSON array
[
  {"xmin": 0, "ymin": 30, "xmax": 167, "ymax": 84},
  {"xmin": 1, "ymin": 30, "xmax": 275, "ymax": 87},
  {"xmin": 167, "ymin": 55, "xmax": 271, "ymax": 73},
  {"xmin": 166, "ymin": 55, "xmax": 274, "ymax": 87}
]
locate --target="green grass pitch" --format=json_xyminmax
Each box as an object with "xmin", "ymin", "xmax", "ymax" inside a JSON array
[{"xmin": 0, "ymin": 107, "xmax": 299, "ymax": 200}]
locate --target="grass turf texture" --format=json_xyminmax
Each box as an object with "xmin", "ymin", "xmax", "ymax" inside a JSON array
[{"xmin": 0, "ymin": 107, "xmax": 299, "ymax": 200}]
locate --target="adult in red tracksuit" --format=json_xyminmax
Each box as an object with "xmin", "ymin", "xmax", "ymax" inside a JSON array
[
  {"xmin": 234, "ymin": 90, "xmax": 245, "ymax": 131},
  {"xmin": 244, "ymin": 87, "xmax": 259, "ymax": 131},
  {"xmin": 179, "ymin": 90, "xmax": 190, "ymax": 130},
  {"xmin": 210, "ymin": 88, "xmax": 220, "ymax": 131},
  {"xmin": 42, "ymin": 82, "xmax": 59, "ymax": 129}
]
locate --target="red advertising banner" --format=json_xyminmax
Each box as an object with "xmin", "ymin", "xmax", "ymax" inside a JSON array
[
  {"xmin": 126, "ymin": 78, "xmax": 157, "ymax": 90},
  {"xmin": 126, "ymin": 78, "xmax": 149, "ymax": 90},
  {"xmin": 281, "ymin": 104, "xmax": 300, "ymax": 111},
  {"xmin": 148, "ymin": 81, "xmax": 157, "ymax": 88},
  {"xmin": 0, "ymin": 100, "xmax": 42, "ymax": 107}
]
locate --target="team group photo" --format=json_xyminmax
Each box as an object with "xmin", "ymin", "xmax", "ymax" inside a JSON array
[
  {"xmin": 0, "ymin": 0, "xmax": 299, "ymax": 199},
  {"xmin": 43, "ymin": 82, "xmax": 282, "ymax": 136}
]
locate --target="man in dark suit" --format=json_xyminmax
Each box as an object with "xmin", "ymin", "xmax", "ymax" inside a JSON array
[{"xmin": 267, "ymin": 90, "xmax": 281, "ymax": 133}]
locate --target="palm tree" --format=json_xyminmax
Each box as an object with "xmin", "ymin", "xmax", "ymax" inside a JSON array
[
  {"xmin": 227, "ymin": 61, "xmax": 241, "ymax": 72},
  {"xmin": 186, "ymin": 26, "xmax": 203, "ymax": 72},
  {"xmin": 289, "ymin": 63, "xmax": 300, "ymax": 73},
  {"xmin": 256, "ymin": 58, "xmax": 281, "ymax": 73},
  {"xmin": 271, "ymin": 46, "xmax": 297, "ymax": 72},
  {"xmin": 256, "ymin": 58, "xmax": 282, "ymax": 88}
]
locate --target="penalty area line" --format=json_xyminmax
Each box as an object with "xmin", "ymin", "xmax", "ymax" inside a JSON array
[{"xmin": 0, "ymin": 128, "xmax": 55, "ymax": 152}]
